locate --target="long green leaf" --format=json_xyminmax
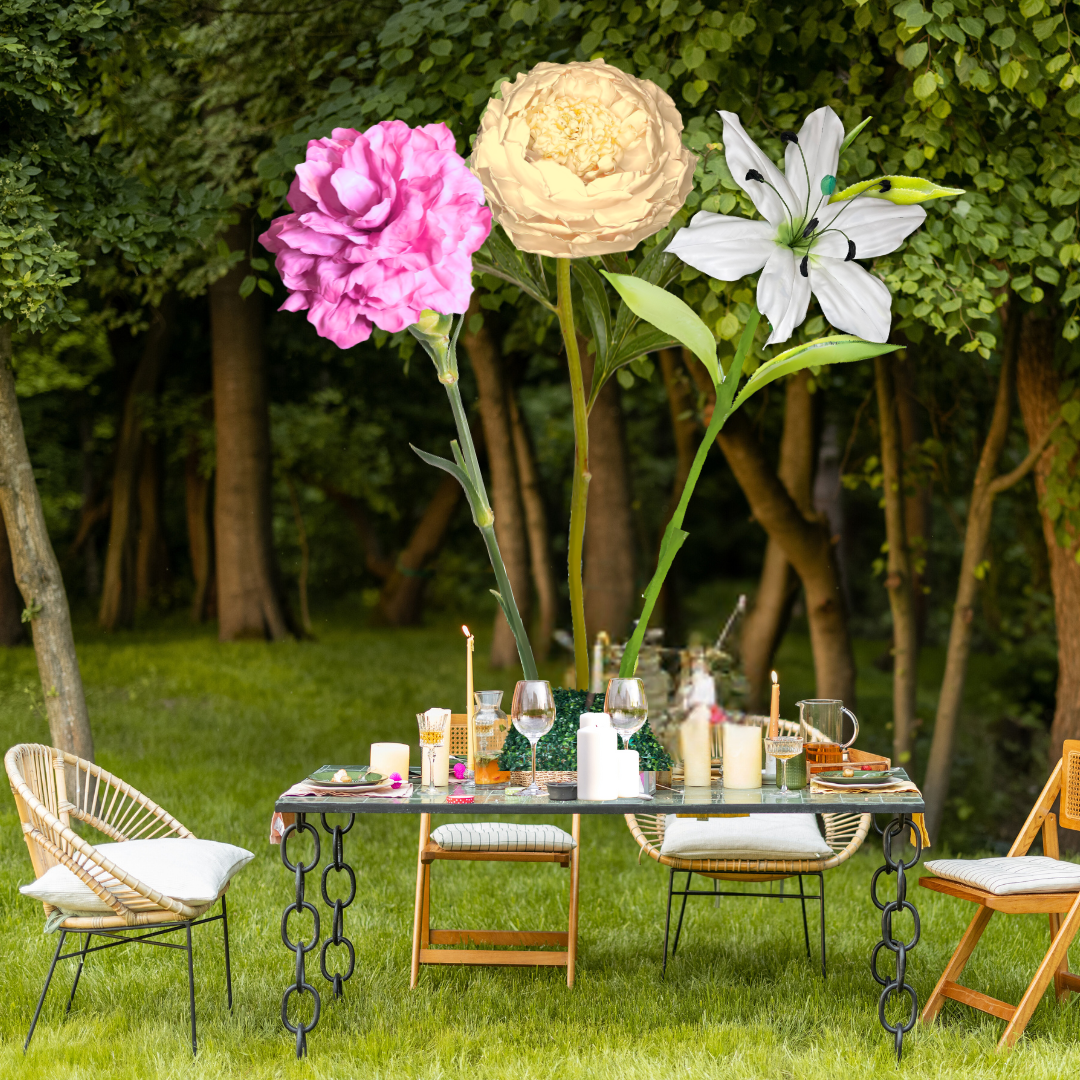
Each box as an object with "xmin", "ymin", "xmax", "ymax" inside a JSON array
[
  {"xmin": 732, "ymin": 336, "xmax": 898, "ymax": 412},
  {"xmin": 610, "ymin": 246, "xmax": 679, "ymax": 346},
  {"xmin": 601, "ymin": 271, "xmax": 720, "ymax": 387},
  {"xmin": 830, "ymin": 175, "xmax": 965, "ymax": 205},
  {"xmin": 473, "ymin": 226, "xmax": 555, "ymax": 309},
  {"xmin": 410, "ymin": 443, "xmax": 488, "ymax": 525},
  {"xmin": 571, "ymin": 260, "xmax": 612, "ymax": 366},
  {"xmin": 839, "ymin": 115, "xmax": 873, "ymax": 157}
]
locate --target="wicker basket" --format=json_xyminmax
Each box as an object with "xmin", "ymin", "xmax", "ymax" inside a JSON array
[{"xmin": 509, "ymin": 769, "xmax": 576, "ymax": 790}]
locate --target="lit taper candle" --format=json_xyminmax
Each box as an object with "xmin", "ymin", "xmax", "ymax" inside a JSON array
[
  {"xmin": 462, "ymin": 625, "xmax": 475, "ymax": 774},
  {"xmin": 769, "ymin": 670, "xmax": 780, "ymax": 739}
]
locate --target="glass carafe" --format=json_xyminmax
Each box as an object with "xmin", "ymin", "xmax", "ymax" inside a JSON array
[{"xmin": 473, "ymin": 690, "xmax": 509, "ymax": 786}]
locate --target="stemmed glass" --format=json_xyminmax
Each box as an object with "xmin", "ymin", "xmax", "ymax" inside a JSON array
[
  {"xmin": 416, "ymin": 710, "xmax": 449, "ymax": 796},
  {"xmin": 604, "ymin": 677, "xmax": 648, "ymax": 749},
  {"xmin": 511, "ymin": 680, "xmax": 555, "ymax": 797},
  {"xmin": 764, "ymin": 735, "xmax": 804, "ymax": 797}
]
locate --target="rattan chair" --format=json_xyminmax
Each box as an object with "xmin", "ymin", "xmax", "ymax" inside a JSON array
[
  {"xmin": 6, "ymin": 743, "xmax": 233, "ymax": 1054},
  {"xmin": 626, "ymin": 717, "xmax": 870, "ymax": 977}
]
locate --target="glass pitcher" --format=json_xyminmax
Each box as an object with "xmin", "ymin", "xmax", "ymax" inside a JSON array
[
  {"xmin": 473, "ymin": 690, "xmax": 510, "ymax": 786},
  {"xmin": 796, "ymin": 699, "xmax": 859, "ymax": 764}
]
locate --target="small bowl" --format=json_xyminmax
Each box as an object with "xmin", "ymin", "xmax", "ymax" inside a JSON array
[{"xmin": 546, "ymin": 782, "xmax": 577, "ymax": 801}]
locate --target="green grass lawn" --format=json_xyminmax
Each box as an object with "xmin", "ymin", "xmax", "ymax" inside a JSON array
[{"xmin": 0, "ymin": 609, "xmax": 1077, "ymax": 1078}]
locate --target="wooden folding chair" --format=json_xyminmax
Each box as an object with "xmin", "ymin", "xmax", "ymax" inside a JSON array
[
  {"xmin": 410, "ymin": 714, "xmax": 580, "ymax": 988},
  {"xmin": 921, "ymin": 740, "xmax": 1080, "ymax": 1048}
]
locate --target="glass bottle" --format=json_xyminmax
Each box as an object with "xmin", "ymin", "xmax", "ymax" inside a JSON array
[{"xmin": 473, "ymin": 690, "xmax": 510, "ymax": 786}]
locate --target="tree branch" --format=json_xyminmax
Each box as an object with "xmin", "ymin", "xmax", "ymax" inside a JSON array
[{"xmin": 986, "ymin": 416, "xmax": 1063, "ymax": 498}]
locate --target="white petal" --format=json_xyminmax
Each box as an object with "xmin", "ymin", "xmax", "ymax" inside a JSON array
[
  {"xmin": 809, "ymin": 258, "xmax": 893, "ymax": 342},
  {"xmin": 814, "ymin": 200, "xmax": 927, "ymax": 260},
  {"xmin": 785, "ymin": 107, "xmax": 844, "ymax": 217},
  {"xmin": 719, "ymin": 111, "xmax": 797, "ymax": 228},
  {"xmin": 667, "ymin": 214, "xmax": 776, "ymax": 280},
  {"xmin": 757, "ymin": 247, "xmax": 812, "ymax": 346}
]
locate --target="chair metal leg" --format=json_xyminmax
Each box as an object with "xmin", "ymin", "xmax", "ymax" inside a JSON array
[
  {"xmin": 221, "ymin": 895, "xmax": 233, "ymax": 1010},
  {"xmin": 662, "ymin": 869, "xmax": 675, "ymax": 978},
  {"xmin": 817, "ymin": 873, "xmax": 826, "ymax": 979},
  {"xmin": 797, "ymin": 875, "xmax": 811, "ymax": 959},
  {"xmin": 671, "ymin": 872, "xmax": 692, "ymax": 958},
  {"xmin": 186, "ymin": 923, "xmax": 197, "ymax": 1056},
  {"xmin": 66, "ymin": 934, "xmax": 90, "ymax": 1014},
  {"xmin": 25, "ymin": 931, "xmax": 65, "ymax": 1052}
]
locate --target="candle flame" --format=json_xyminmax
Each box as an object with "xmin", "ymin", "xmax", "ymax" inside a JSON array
[
  {"xmin": 771, "ymin": 670, "xmax": 778, "ymax": 684},
  {"xmin": 462, "ymin": 624, "xmax": 473, "ymax": 639}
]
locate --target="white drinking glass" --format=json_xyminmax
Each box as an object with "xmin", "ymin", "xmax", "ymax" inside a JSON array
[
  {"xmin": 511, "ymin": 680, "xmax": 555, "ymax": 797},
  {"xmin": 604, "ymin": 677, "xmax": 648, "ymax": 749}
]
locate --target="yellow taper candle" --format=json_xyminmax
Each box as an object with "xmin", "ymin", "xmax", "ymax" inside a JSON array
[
  {"xmin": 462, "ymin": 625, "xmax": 475, "ymax": 772},
  {"xmin": 769, "ymin": 670, "xmax": 780, "ymax": 740}
]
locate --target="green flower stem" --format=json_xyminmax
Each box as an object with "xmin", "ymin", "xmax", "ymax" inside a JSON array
[
  {"xmin": 442, "ymin": 376, "xmax": 538, "ymax": 681},
  {"xmin": 619, "ymin": 308, "xmax": 762, "ymax": 678},
  {"xmin": 557, "ymin": 256, "xmax": 591, "ymax": 690}
]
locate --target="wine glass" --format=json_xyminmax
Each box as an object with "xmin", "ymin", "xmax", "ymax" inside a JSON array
[
  {"xmin": 764, "ymin": 735, "xmax": 803, "ymax": 797},
  {"xmin": 416, "ymin": 710, "xmax": 449, "ymax": 796},
  {"xmin": 604, "ymin": 677, "xmax": 648, "ymax": 749},
  {"xmin": 510, "ymin": 680, "xmax": 555, "ymax": 797}
]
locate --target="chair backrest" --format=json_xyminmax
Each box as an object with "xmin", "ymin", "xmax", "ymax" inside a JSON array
[
  {"xmin": 448, "ymin": 713, "xmax": 510, "ymax": 758},
  {"xmin": 1061, "ymin": 740, "xmax": 1080, "ymax": 832}
]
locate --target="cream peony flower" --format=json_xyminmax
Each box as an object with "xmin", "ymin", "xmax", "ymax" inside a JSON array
[{"xmin": 470, "ymin": 59, "xmax": 697, "ymax": 258}]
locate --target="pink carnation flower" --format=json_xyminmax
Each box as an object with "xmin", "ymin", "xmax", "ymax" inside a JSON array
[{"xmin": 259, "ymin": 121, "xmax": 491, "ymax": 349}]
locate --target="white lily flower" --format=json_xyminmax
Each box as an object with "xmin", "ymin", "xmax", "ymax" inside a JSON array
[{"xmin": 667, "ymin": 107, "xmax": 926, "ymax": 346}]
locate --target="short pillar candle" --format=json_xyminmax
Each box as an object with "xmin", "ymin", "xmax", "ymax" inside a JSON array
[
  {"xmin": 723, "ymin": 723, "xmax": 762, "ymax": 790},
  {"xmin": 370, "ymin": 742, "xmax": 410, "ymax": 779}
]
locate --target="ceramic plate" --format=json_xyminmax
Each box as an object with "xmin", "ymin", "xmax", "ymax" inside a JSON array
[
  {"xmin": 307, "ymin": 765, "xmax": 388, "ymax": 788},
  {"xmin": 815, "ymin": 769, "xmax": 896, "ymax": 784}
]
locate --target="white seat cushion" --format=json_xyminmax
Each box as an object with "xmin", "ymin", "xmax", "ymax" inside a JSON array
[
  {"xmin": 924, "ymin": 856, "xmax": 1080, "ymax": 896},
  {"xmin": 659, "ymin": 814, "xmax": 833, "ymax": 861},
  {"xmin": 20, "ymin": 838, "xmax": 254, "ymax": 915},
  {"xmin": 430, "ymin": 822, "xmax": 575, "ymax": 853}
]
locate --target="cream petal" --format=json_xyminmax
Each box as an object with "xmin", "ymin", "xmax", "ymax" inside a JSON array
[
  {"xmin": 758, "ymin": 247, "xmax": 812, "ymax": 346},
  {"xmin": 814, "ymin": 200, "xmax": 927, "ymax": 260},
  {"xmin": 719, "ymin": 111, "xmax": 797, "ymax": 228},
  {"xmin": 809, "ymin": 258, "xmax": 892, "ymax": 342},
  {"xmin": 667, "ymin": 214, "xmax": 776, "ymax": 280},
  {"xmin": 785, "ymin": 107, "xmax": 844, "ymax": 217}
]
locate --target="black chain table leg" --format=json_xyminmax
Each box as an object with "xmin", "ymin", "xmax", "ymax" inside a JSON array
[
  {"xmin": 320, "ymin": 814, "xmax": 357, "ymax": 998},
  {"xmin": 870, "ymin": 815, "xmax": 923, "ymax": 1061},
  {"xmin": 281, "ymin": 814, "xmax": 321, "ymax": 1058}
]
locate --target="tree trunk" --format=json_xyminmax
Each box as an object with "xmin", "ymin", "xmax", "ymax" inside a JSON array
[
  {"xmin": 461, "ymin": 302, "xmax": 531, "ymax": 668},
  {"xmin": 79, "ymin": 416, "xmax": 101, "ymax": 599},
  {"xmin": 0, "ymin": 510, "xmax": 25, "ymax": 645},
  {"xmin": 0, "ymin": 325, "xmax": 93, "ymax": 759},
  {"xmin": 657, "ymin": 348, "xmax": 698, "ymax": 641},
  {"xmin": 895, "ymin": 355, "xmax": 930, "ymax": 643},
  {"xmin": 508, "ymin": 389, "xmax": 557, "ymax": 662},
  {"xmin": 98, "ymin": 302, "xmax": 170, "ymax": 629},
  {"xmin": 741, "ymin": 370, "xmax": 816, "ymax": 711},
  {"xmin": 378, "ymin": 473, "xmax": 461, "ymax": 626},
  {"xmin": 1017, "ymin": 311, "xmax": 1080, "ymax": 756},
  {"xmin": 922, "ymin": 309, "xmax": 1050, "ymax": 838},
  {"xmin": 582, "ymin": 345, "xmax": 635, "ymax": 643},
  {"xmin": 135, "ymin": 440, "xmax": 168, "ymax": 611},
  {"xmin": 210, "ymin": 222, "xmax": 290, "ymax": 641},
  {"xmin": 285, "ymin": 475, "xmax": 313, "ymax": 637},
  {"xmin": 685, "ymin": 355, "xmax": 856, "ymax": 705},
  {"xmin": 876, "ymin": 356, "xmax": 919, "ymax": 766},
  {"xmin": 186, "ymin": 448, "xmax": 214, "ymax": 623}
]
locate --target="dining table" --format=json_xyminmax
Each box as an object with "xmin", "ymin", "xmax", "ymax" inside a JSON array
[{"xmin": 273, "ymin": 774, "xmax": 926, "ymax": 1060}]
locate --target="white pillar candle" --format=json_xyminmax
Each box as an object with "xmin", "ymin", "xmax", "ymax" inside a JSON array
[
  {"xmin": 421, "ymin": 735, "xmax": 450, "ymax": 787},
  {"xmin": 681, "ymin": 704, "xmax": 712, "ymax": 788},
  {"xmin": 723, "ymin": 723, "xmax": 762, "ymax": 790},
  {"xmin": 370, "ymin": 742, "xmax": 410, "ymax": 780},
  {"xmin": 615, "ymin": 749, "xmax": 641, "ymax": 798},
  {"xmin": 577, "ymin": 712, "xmax": 618, "ymax": 801}
]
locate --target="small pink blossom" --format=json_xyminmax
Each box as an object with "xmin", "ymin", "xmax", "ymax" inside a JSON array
[
  {"xmin": 453, "ymin": 762, "xmax": 467, "ymax": 780},
  {"xmin": 390, "ymin": 771, "xmax": 403, "ymax": 789},
  {"xmin": 259, "ymin": 120, "xmax": 492, "ymax": 348}
]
